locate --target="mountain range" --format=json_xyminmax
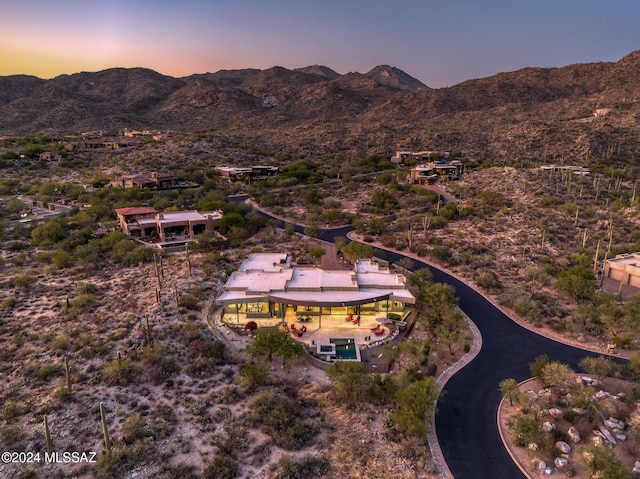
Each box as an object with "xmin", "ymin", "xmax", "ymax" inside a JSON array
[{"xmin": 1, "ymin": 52, "xmax": 639, "ymax": 164}]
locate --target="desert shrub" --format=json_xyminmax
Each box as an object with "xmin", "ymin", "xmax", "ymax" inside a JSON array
[
  {"xmin": 236, "ymin": 362, "xmax": 268, "ymax": 391},
  {"xmin": 474, "ymin": 270, "xmax": 501, "ymax": 289},
  {"xmin": 203, "ymin": 456, "xmax": 240, "ymax": 479},
  {"xmin": 179, "ymin": 294, "xmax": 200, "ymax": 311},
  {"xmin": 507, "ymin": 414, "xmax": 540, "ymax": 447},
  {"xmin": 102, "ymin": 357, "xmax": 136, "ymax": 386},
  {"xmin": 76, "ymin": 282, "xmax": 98, "ymax": 294},
  {"xmin": 250, "ymin": 391, "xmax": 313, "ymax": 450},
  {"xmin": 429, "ymin": 246, "xmax": 452, "ymax": 262},
  {"xmin": 10, "ymin": 274, "xmax": 37, "ymax": 289},
  {"xmin": 272, "ymin": 455, "xmax": 330, "ymax": 479},
  {"xmin": 122, "ymin": 414, "xmax": 151, "ymax": 444},
  {"xmin": 529, "ymin": 354, "xmax": 550, "ymax": 381},
  {"xmin": 35, "ymin": 364, "xmax": 62, "ymax": 382},
  {"xmin": 70, "ymin": 294, "xmax": 96, "ymax": 312},
  {"xmin": 0, "ymin": 297, "xmax": 17, "ymax": 310}
]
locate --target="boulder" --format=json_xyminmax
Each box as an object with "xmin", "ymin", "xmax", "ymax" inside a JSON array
[
  {"xmin": 583, "ymin": 451, "xmax": 594, "ymax": 464},
  {"xmin": 528, "ymin": 443, "xmax": 538, "ymax": 451},
  {"xmin": 598, "ymin": 426, "xmax": 617, "ymax": 445},
  {"xmin": 634, "ymin": 461, "xmax": 640, "ymax": 474},
  {"xmin": 548, "ymin": 408, "xmax": 563, "ymax": 420},
  {"xmin": 542, "ymin": 421, "xmax": 556, "ymax": 433},
  {"xmin": 591, "ymin": 436, "xmax": 604, "ymax": 445},
  {"xmin": 567, "ymin": 426, "xmax": 581, "ymax": 444},
  {"xmin": 606, "ymin": 417, "xmax": 625, "ymax": 429},
  {"xmin": 615, "ymin": 433, "xmax": 626, "ymax": 442},
  {"xmin": 554, "ymin": 457, "xmax": 569, "ymax": 470},
  {"xmin": 544, "ymin": 466, "xmax": 552, "ymax": 475},
  {"xmin": 571, "ymin": 408, "xmax": 586, "ymax": 416},
  {"xmin": 594, "ymin": 390, "xmax": 611, "ymax": 401},
  {"xmin": 555, "ymin": 441, "xmax": 571, "ymax": 455},
  {"xmin": 531, "ymin": 459, "xmax": 546, "ymax": 475}
]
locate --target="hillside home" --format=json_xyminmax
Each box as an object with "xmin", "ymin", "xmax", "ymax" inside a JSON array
[
  {"xmin": 115, "ymin": 207, "xmax": 223, "ymax": 243},
  {"xmin": 604, "ymin": 252, "xmax": 640, "ymax": 288},
  {"xmin": 110, "ymin": 172, "xmax": 176, "ymax": 189},
  {"xmin": 391, "ymin": 150, "xmax": 450, "ymax": 164},
  {"xmin": 215, "ymin": 165, "xmax": 280, "ymax": 180},
  {"xmin": 409, "ymin": 160, "xmax": 464, "ymax": 184},
  {"xmin": 217, "ymin": 253, "xmax": 415, "ymax": 324}
]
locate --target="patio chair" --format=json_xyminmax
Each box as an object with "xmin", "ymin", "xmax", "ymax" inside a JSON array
[
  {"xmin": 370, "ymin": 324, "xmax": 380, "ymax": 331},
  {"xmin": 345, "ymin": 313, "xmax": 354, "ymax": 321},
  {"xmin": 374, "ymin": 328, "xmax": 385, "ymax": 336}
]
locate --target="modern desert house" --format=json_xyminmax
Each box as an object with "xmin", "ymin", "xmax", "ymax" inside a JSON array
[
  {"xmin": 217, "ymin": 253, "xmax": 415, "ymax": 325},
  {"xmin": 603, "ymin": 252, "xmax": 640, "ymax": 288},
  {"xmin": 115, "ymin": 207, "xmax": 223, "ymax": 243}
]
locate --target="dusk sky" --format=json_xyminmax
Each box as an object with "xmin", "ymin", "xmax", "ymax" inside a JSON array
[{"xmin": 2, "ymin": 1, "xmax": 639, "ymax": 88}]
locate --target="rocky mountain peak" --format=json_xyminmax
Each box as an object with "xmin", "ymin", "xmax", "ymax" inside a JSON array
[{"xmin": 365, "ymin": 65, "xmax": 431, "ymax": 91}]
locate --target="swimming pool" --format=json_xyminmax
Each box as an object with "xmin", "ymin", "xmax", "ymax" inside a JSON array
[{"xmin": 330, "ymin": 338, "xmax": 358, "ymax": 360}]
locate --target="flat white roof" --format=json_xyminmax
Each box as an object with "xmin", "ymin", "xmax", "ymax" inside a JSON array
[
  {"xmin": 607, "ymin": 252, "xmax": 640, "ymax": 266},
  {"xmin": 217, "ymin": 253, "xmax": 415, "ymax": 306}
]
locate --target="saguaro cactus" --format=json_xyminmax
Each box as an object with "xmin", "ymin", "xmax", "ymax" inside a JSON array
[
  {"xmin": 100, "ymin": 402, "xmax": 111, "ymax": 453},
  {"xmin": 44, "ymin": 415, "xmax": 53, "ymax": 454},
  {"xmin": 65, "ymin": 356, "xmax": 71, "ymax": 392}
]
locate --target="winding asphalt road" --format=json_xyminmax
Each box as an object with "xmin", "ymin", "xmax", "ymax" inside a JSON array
[{"xmin": 239, "ymin": 196, "xmax": 626, "ymax": 479}]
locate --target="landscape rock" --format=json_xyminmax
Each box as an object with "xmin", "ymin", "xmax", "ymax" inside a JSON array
[
  {"xmin": 614, "ymin": 433, "xmax": 626, "ymax": 441},
  {"xmin": 544, "ymin": 466, "xmax": 552, "ymax": 475},
  {"xmin": 606, "ymin": 417, "xmax": 625, "ymax": 429},
  {"xmin": 555, "ymin": 441, "xmax": 571, "ymax": 455},
  {"xmin": 549, "ymin": 408, "xmax": 563, "ymax": 420},
  {"xmin": 554, "ymin": 457, "xmax": 569, "ymax": 470},
  {"xmin": 594, "ymin": 390, "xmax": 611, "ymax": 401},
  {"xmin": 542, "ymin": 421, "xmax": 556, "ymax": 433},
  {"xmin": 598, "ymin": 426, "xmax": 617, "ymax": 445},
  {"xmin": 583, "ymin": 452, "xmax": 594, "ymax": 464},
  {"xmin": 528, "ymin": 443, "xmax": 538, "ymax": 451},
  {"xmin": 567, "ymin": 426, "xmax": 581, "ymax": 443},
  {"xmin": 531, "ymin": 459, "xmax": 546, "ymax": 475}
]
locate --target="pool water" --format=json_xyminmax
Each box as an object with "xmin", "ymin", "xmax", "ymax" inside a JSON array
[{"xmin": 330, "ymin": 338, "xmax": 358, "ymax": 360}]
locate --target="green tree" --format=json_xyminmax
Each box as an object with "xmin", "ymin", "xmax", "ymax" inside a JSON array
[
  {"xmin": 392, "ymin": 377, "xmax": 439, "ymax": 438},
  {"xmin": 308, "ymin": 247, "xmax": 326, "ymax": 261},
  {"xmin": 6, "ymin": 197, "xmax": 27, "ymax": 214},
  {"xmin": 506, "ymin": 414, "xmax": 540, "ymax": 447},
  {"xmin": 326, "ymin": 361, "xmax": 370, "ymax": 408},
  {"xmin": 217, "ymin": 212, "xmax": 245, "ymax": 233},
  {"xmin": 555, "ymin": 266, "xmax": 595, "ymax": 302},
  {"xmin": 343, "ymin": 241, "xmax": 374, "ymax": 260},
  {"xmin": 31, "ymin": 217, "xmax": 67, "ymax": 246},
  {"xmin": 540, "ymin": 361, "xmax": 575, "ymax": 392},
  {"xmin": 499, "ymin": 378, "xmax": 521, "ymax": 406},
  {"xmin": 584, "ymin": 442, "xmax": 632, "ymax": 479},
  {"xmin": 578, "ymin": 356, "xmax": 618, "ymax": 382},
  {"xmin": 246, "ymin": 327, "xmax": 288, "ymax": 363},
  {"xmin": 408, "ymin": 268, "xmax": 433, "ymax": 288},
  {"xmin": 418, "ymin": 282, "xmax": 458, "ymax": 331}
]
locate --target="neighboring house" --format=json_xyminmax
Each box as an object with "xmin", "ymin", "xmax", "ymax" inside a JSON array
[
  {"xmin": 115, "ymin": 207, "xmax": 223, "ymax": 243},
  {"xmin": 217, "ymin": 253, "xmax": 415, "ymax": 323},
  {"xmin": 391, "ymin": 150, "xmax": 450, "ymax": 164},
  {"xmin": 110, "ymin": 172, "xmax": 176, "ymax": 189},
  {"xmin": 39, "ymin": 152, "xmax": 62, "ymax": 162},
  {"xmin": 604, "ymin": 252, "xmax": 640, "ymax": 288},
  {"xmin": 540, "ymin": 165, "xmax": 590, "ymax": 176},
  {"xmin": 409, "ymin": 160, "xmax": 464, "ymax": 184},
  {"xmin": 215, "ymin": 165, "xmax": 279, "ymax": 180}
]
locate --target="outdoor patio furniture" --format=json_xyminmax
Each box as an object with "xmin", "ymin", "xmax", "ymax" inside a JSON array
[
  {"xmin": 345, "ymin": 313, "xmax": 354, "ymax": 321},
  {"xmin": 374, "ymin": 328, "xmax": 386, "ymax": 336},
  {"xmin": 370, "ymin": 324, "xmax": 381, "ymax": 331}
]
